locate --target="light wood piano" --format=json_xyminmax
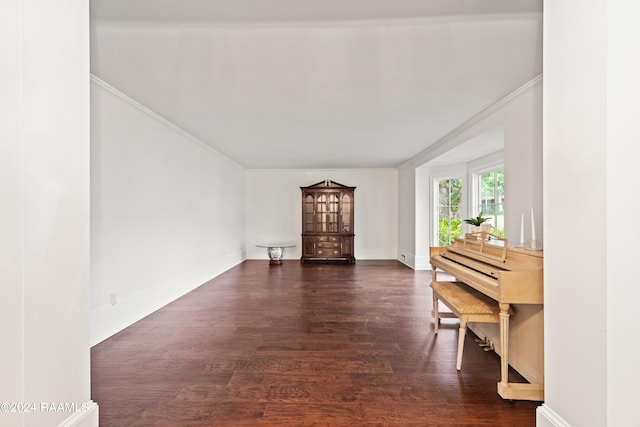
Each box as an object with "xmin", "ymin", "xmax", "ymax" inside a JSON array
[{"xmin": 430, "ymin": 232, "xmax": 544, "ymax": 401}]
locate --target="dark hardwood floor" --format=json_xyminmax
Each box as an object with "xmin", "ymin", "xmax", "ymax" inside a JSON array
[{"xmin": 91, "ymin": 260, "xmax": 539, "ymax": 426}]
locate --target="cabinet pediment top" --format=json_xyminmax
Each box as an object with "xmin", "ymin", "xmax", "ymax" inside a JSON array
[{"xmin": 300, "ymin": 180, "xmax": 356, "ymax": 190}]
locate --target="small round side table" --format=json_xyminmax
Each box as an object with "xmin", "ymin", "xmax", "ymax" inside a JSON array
[{"xmin": 255, "ymin": 243, "xmax": 296, "ymax": 265}]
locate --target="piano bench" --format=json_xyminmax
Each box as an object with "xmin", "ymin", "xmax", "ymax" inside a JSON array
[{"xmin": 430, "ymin": 281, "xmax": 500, "ymax": 370}]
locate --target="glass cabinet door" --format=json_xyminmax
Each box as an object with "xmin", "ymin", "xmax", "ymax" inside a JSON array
[
  {"xmin": 304, "ymin": 193, "xmax": 315, "ymax": 232},
  {"xmin": 341, "ymin": 193, "xmax": 352, "ymax": 232},
  {"xmin": 316, "ymin": 194, "xmax": 327, "ymax": 232},
  {"xmin": 328, "ymin": 193, "xmax": 340, "ymax": 232}
]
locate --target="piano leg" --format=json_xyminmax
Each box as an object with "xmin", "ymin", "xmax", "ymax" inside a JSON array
[
  {"xmin": 432, "ymin": 293, "xmax": 440, "ymax": 334},
  {"xmin": 498, "ymin": 303, "xmax": 511, "ymax": 388},
  {"xmin": 457, "ymin": 317, "xmax": 468, "ymax": 370},
  {"xmin": 497, "ymin": 302, "xmax": 545, "ymax": 401},
  {"xmin": 431, "ymin": 269, "xmax": 440, "ymax": 334}
]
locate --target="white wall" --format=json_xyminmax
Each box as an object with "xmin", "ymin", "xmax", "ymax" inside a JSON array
[
  {"xmin": 397, "ymin": 166, "xmax": 417, "ymax": 266},
  {"xmin": 245, "ymin": 169, "xmax": 398, "ymax": 260},
  {"xmin": 539, "ymin": 1, "xmax": 640, "ymax": 426},
  {"xmin": 410, "ymin": 165, "xmax": 431, "ymax": 267},
  {"xmin": 0, "ymin": 1, "xmax": 97, "ymax": 426},
  {"xmin": 539, "ymin": 1, "xmax": 607, "ymax": 426},
  {"xmin": 90, "ymin": 78, "xmax": 246, "ymax": 345},
  {"xmin": 504, "ymin": 84, "xmax": 543, "ymax": 248},
  {"xmin": 0, "ymin": 0, "xmax": 25, "ymax": 422},
  {"xmin": 607, "ymin": 2, "xmax": 640, "ymax": 425}
]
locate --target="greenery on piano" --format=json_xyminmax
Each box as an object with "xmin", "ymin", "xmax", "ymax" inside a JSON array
[{"xmin": 463, "ymin": 211, "xmax": 492, "ymax": 226}]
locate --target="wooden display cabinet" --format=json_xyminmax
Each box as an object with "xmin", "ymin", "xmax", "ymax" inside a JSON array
[{"xmin": 300, "ymin": 180, "xmax": 355, "ymax": 263}]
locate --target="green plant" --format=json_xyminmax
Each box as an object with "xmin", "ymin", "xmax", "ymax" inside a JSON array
[
  {"xmin": 464, "ymin": 211, "xmax": 491, "ymax": 226},
  {"xmin": 438, "ymin": 218, "xmax": 462, "ymax": 246}
]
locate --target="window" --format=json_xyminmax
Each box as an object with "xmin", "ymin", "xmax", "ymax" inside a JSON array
[
  {"xmin": 475, "ymin": 168, "xmax": 504, "ymax": 236},
  {"xmin": 437, "ymin": 178, "xmax": 462, "ymax": 246}
]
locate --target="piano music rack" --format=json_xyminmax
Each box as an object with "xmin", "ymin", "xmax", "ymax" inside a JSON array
[{"xmin": 462, "ymin": 232, "xmax": 508, "ymax": 263}]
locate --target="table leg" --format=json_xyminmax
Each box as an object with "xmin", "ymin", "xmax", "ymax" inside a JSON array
[{"xmin": 267, "ymin": 247, "xmax": 283, "ymax": 265}]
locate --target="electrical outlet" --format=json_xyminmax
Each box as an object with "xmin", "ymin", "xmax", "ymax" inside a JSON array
[{"xmin": 110, "ymin": 292, "xmax": 117, "ymax": 305}]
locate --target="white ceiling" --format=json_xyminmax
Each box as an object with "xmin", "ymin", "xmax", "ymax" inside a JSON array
[{"xmin": 90, "ymin": 0, "xmax": 542, "ymax": 169}]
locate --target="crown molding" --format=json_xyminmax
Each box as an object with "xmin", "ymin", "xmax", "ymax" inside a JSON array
[
  {"xmin": 90, "ymin": 74, "xmax": 244, "ymax": 170},
  {"xmin": 401, "ymin": 74, "xmax": 542, "ymax": 169}
]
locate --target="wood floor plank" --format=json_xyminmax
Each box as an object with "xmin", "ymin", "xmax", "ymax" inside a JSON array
[{"xmin": 92, "ymin": 260, "xmax": 539, "ymax": 426}]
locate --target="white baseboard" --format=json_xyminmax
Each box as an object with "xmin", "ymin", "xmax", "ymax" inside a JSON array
[
  {"xmin": 537, "ymin": 404, "xmax": 571, "ymax": 427},
  {"xmin": 396, "ymin": 249, "xmax": 432, "ymax": 271},
  {"xmin": 57, "ymin": 401, "xmax": 98, "ymax": 427}
]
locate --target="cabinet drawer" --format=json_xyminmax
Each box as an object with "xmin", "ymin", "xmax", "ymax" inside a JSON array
[
  {"xmin": 317, "ymin": 242, "xmax": 340, "ymax": 249},
  {"xmin": 315, "ymin": 235, "xmax": 340, "ymax": 242},
  {"xmin": 317, "ymin": 249, "xmax": 341, "ymax": 256}
]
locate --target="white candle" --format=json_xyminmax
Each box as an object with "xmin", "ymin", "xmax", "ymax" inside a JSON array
[
  {"xmin": 520, "ymin": 212, "xmax": 524, "ymax": 246},
  {"xmin": 531, "ymin": 208, "xmax": 536, "ymax": 241}
]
